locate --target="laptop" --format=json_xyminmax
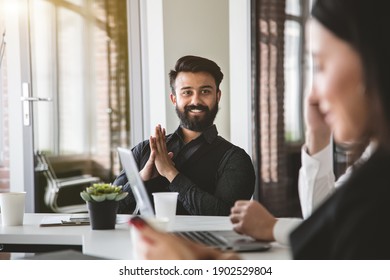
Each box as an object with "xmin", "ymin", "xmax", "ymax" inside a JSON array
[{"xmin": 117, "ymin": 147, "xmax": 271, "ymax": 252}]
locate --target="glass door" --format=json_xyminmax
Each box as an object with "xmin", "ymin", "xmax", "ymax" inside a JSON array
[{"xmin": 14, "ymin": 0, "xmax": 130, "ymax": 212}]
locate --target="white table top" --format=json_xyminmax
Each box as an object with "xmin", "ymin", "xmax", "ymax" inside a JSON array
[{"xmin": 0, "ymin": 213, "xmax": 291, "ymax": 260}]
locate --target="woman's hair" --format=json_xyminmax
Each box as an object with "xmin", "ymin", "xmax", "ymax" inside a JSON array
[
  {"xmin": 312, "ymin": 0, "xmax": 390, "ymax": 151},
  {"xmin": 168, "ymin": 55, "xmax": 224, "ymax": 94}
]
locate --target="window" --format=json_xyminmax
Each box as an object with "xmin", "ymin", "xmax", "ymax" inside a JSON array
[
  {"xmin": 252, "ymin": 0, "xmax": 311, "ymax": 216},
  {"xmin": 0, "ymin": 0, "xmax": 130, "ymax": 206},
  {"xmin": 29, "ymin": 0, "xmax": 129, "ymax": 178},
  {"xmin": 284, "ymin": 0, "xmax": 308, "ymax": 143},
  {"xmin": 30, "ymin": 0, "xmax": 97, "ymax": 155}
]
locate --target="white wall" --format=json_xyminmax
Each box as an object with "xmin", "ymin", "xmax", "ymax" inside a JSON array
[
  {"xmin": 139, "ymin": 0, "xmax": 251, "ymax": 154},
  {"xmin": 140, "ymin": 0, "xmax": 167, "ymax": 138},
  {"xmin": 162, "ymin": 0, "xmax": 230, "ymax": 139},
  {"xmin": 229, "ymin": 0, "xmax": 252, "ymax": 155}
]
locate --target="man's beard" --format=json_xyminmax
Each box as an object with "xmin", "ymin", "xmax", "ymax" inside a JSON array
[{"xmin": 176, "ymin": 103, "xmax": 219, "ymax": 132}]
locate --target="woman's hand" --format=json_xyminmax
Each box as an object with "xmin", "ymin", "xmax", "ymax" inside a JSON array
[
  {"xmin": 230, "ymin": 200, "xmax": 277, "ymax": 242},
  {"xmin": 304, "ymin": 90, "xmax": 332, "ymax": 155},
  {"xmin": 129, "ymin": 217, "xmax": 240, "ymax": 260}
]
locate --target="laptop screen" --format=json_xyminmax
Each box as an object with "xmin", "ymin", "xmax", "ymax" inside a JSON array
[{"xmin": 117, "ymin": 147, "xmax": 155, "ymax": 217}]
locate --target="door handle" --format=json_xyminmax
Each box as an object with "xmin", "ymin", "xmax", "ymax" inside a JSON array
[
  {"xmin": 20, "ymin": 97, "xmax": 52, "ymax": 102},
  {"xmin": 21, "ymin": 82, "xmax": 53, "ymax": 126}
]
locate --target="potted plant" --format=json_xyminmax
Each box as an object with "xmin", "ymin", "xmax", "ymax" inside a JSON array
[{"xmin": 80, "ymin": 183, "xmax": 128, "ymax": 230}]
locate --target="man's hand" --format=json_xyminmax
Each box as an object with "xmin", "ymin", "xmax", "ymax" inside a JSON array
[
  {"xmin": 139, "ymin": 125, "xmax": 177, "ymax": 182},
  {"xmin": 151, "ymin": 125, "xmax": 178, "ymax": 182},
  {"xmin": 304, "ymin": 90, "xmax": 331, "ymax": 155},
  {"xmin": 139, "ymin": 136, "xmax": 159, "ymax": 181},
  {"xmin": 230, "ymin": 200, "xmax": 276, "ymax": 242}
]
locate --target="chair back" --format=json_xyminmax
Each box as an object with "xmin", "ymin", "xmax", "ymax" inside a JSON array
[{"xmin": 35, "ymin": 151, "xmax": 100, "ymax": 213}]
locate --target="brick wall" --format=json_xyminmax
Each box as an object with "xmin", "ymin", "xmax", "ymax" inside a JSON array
[{"xmin": 91, "ymin": 0, "xmax": 129, "ymax": 181}]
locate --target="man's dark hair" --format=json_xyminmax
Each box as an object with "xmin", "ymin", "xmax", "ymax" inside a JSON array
[{"xmin": 169, "ymin": 55, "xmax": 224, "ymax": 94}]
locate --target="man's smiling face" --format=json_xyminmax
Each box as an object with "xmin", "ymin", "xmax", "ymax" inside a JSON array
[{"xmin": 170, "ymin": 71, "xmax": 221, "ymax": 132}]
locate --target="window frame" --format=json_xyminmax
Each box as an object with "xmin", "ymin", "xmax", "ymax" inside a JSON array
[
  {"xmin": 284, "ymin": 0, "xmax": 310, "ymax": 148},
  {"xmin": 0, "ymin": 30, "xmax": 5, "ymax": 165}
]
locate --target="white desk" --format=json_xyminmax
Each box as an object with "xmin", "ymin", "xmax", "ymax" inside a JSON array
[{"xmin": 0, "ymin": 213, "xmax": 291, "ymax": 260}]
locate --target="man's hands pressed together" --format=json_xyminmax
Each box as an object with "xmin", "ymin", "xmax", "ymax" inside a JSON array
[{"xmin": 139, "ymin": 125, "xmax": 178, "ymax": 182}]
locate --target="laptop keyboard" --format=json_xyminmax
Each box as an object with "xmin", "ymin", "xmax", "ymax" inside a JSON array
[{"xmin": 174, "ymin": 231, "xmax": 228, "ymax": 248}]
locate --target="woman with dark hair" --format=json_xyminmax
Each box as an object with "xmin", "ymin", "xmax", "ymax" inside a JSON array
[
  {"xmin": 129, "ymin": 0, "xmax": 390, "ymax": 259},
  {"xmin": 289, "ymin": 0, "xmax": 390, "ymax": 259}
]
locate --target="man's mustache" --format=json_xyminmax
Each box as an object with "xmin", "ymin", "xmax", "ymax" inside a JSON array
[{"xmin": 185, "ymin": 105, "xmax": 209, "ymax": 112}]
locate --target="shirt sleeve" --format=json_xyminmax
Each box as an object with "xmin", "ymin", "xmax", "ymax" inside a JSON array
[
  {"xmin": 273, "ymin": 218, "xmax": 302, "ymax": 246},
  {"xmin": 298, "ymin": 144, "xmax": 336, "ymax": 219},
  {"xmin": 168, "ymin": 147, "xmax": 255, "ymax": 216}
]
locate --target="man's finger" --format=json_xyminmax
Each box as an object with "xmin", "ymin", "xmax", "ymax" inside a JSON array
[{"xmin": 150, "ymin": 136, "xmax": 157, "ymax": 152}]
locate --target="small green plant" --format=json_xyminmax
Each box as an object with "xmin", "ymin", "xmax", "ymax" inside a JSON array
[{"xmin": 80, "ymin": 183, "xmax": 128, "ymax": 202}]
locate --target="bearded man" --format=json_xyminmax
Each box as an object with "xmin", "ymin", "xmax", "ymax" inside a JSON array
[{"xmin": 114, "ymin": 55, "xmax": 255, "ymax": 215}]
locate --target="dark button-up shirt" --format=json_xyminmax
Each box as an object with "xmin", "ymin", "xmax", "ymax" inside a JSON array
[{"xmin": 114, "ymin": 125, "xmax": 255, "ymax": 216}]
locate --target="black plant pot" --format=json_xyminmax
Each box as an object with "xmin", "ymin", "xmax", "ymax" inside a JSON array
[{"xmin": 87, "ymin": 200, "xmax": 119, "ymax": 230}]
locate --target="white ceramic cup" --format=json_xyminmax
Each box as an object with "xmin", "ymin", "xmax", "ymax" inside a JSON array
[
  {"xmin": 152, "ymin": 192, "xmax": 178, "ymax": 230},
  {"xmin": 130, "ymin": 217, "xmax": 169, "ymax": 259},
  {"xmin": 0, "ymin": 192, "xmax": 26, "ymax": 226}
]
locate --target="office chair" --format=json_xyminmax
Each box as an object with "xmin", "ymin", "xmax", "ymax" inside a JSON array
[{"xmin": 36, "ymin": 151, "xmax": 101, "ymax": 213}]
